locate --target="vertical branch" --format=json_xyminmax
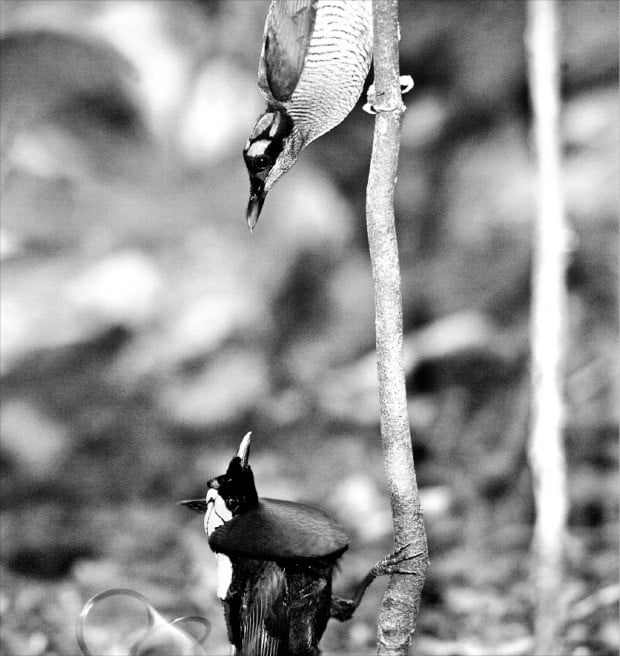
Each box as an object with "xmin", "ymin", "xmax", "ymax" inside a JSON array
[
  {"xmin": 367, "ymin": 1, "xmax": 428, "ymax": 654},
  {"xmin": 526, "ymin": 1, "xmax": 570, "ymax": 654}
]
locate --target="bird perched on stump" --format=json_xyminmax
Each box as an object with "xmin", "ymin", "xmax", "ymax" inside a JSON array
[
  {"xmin": 243, "ymin": 0, "xmax": 373, "ymax": 230},
  {"xmin": 180, "ymin": 432, "xmax": 419, "ymax": 656}
]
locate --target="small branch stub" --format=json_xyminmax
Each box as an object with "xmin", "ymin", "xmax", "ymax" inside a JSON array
[{"xmin": 363, "ymin": 75, "xmax": 414, "ymax": 114}]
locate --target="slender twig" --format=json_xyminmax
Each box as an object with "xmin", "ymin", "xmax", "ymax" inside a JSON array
[
  {"xmin": 367, "ymin": 1, "xmax": 428, "ymax": 653},
  {"xmin": 526, "ymin": 1, "xmax": 570, "ymax": 654}
]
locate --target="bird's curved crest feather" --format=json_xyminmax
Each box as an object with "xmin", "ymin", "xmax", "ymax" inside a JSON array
[{"xmin": 262, "ymin": 0, "xmax": 317, "ymax": 101}]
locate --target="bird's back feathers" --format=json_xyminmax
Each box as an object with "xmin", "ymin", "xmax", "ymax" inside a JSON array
[{"xmin": 209, "ymin": 498, "xmax": 349, "ymax": 561}]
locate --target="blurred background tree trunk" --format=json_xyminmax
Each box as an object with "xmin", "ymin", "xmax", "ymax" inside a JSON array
[
  {"xmin": 526, "ymin": 1, "xmax": 570, "ymax": 653},
  {"xmin": 367, "ymin": 1, "xmax": 428, "ymax": 654}
]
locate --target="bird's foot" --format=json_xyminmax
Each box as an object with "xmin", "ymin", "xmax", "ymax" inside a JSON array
[
  {"xmin": 363, "ymin": 75, "xmax": 414, "ymax": 114},
  {"xmin": 330, "ymin": 544, "xmax": 425, "ymax": 622},
  {"xmin": 370, "ymin": 543, "xmax": 425, "ymax": 577},
  {"xmin": 330, "ymin": 596, "xmax": 358, "ymax": 622}
]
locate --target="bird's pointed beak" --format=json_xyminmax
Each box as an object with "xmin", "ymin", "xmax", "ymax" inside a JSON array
[
  {"xmin": 237, "ymin": 431, "xmax": 251, "ymax": 468},
  {"xmin": 246, "ymin": 181, "xmax": 266, "ymax": 231},
  {"xmin": 178, "ymin": 499, "xmax": 209, "ymax": 514}
]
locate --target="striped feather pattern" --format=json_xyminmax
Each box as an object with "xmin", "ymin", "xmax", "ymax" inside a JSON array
[
  {"xmin": 239, "ymin": 561, "xmax": 288, "ymax": 656},
  {"xmin": 286, "ymin": 0, "xmax": 372, "ymax": 143}
]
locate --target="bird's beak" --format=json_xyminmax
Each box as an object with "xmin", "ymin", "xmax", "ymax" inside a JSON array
[
  {"xmin": 237, "ymin": 431, "xmax": 251, "ymax": 468},
  {"xmin": 178, "ymin": 499, "xmax": 209, "ymax": 514},
  {"xmin": 246, "ymin": 181, "xmax": 266, "ymax": 231}
]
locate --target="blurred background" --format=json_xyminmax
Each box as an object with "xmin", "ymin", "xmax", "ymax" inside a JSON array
[{"xmin": 0, "ymin": 1, "xmax": 618, "ymax": 654}]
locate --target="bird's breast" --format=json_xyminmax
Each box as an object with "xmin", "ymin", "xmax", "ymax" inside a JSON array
[{"xmin": 286, "ymin": 0, "xmax": 372, "ymax": 144}]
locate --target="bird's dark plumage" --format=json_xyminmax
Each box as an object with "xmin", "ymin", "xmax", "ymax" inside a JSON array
[
  {"xmin": 261, "ymin": 0, "xmax": 317, "ymax": 101},
  {"xmin": 209, "ymin": 498, "xmax": 349, "ymax": 561},
  {"xmin": 181, "ymin": 432, "xmax": 419, "ymax": 656}
]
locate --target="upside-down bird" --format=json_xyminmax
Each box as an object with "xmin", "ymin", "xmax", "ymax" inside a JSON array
[
  {"xmin": 243, "ymin": 0, "xmax": 373, "ymax": 229},
  {"xmin": 180, "ymin": 432, "xmax": 419, "ymax": 656}
]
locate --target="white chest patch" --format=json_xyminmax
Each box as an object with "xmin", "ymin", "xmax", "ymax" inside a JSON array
[
  {"xmin": 204, "ymin": 489, "xmax": 234, "ymax": 600},
  {"xmin": 215, "ymin": 553, "xmax": 233, "ymax": 600}
]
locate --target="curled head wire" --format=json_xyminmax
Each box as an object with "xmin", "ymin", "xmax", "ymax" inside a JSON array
[
  {"xmin": 76, "ymin": 588, "xmax": 154, "ymax": 656},
  {"xmin": 76, "ymin": 588, "xmax": 210, "ymax": 656}
]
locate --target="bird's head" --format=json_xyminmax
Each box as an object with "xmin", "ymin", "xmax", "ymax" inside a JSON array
[
  {"xmin": 179, "ymin": 433, "xmax": 259, "ymax": 536},
  {"xmin": 243, "ymin": 108, "xmax": 300, "ymax": 230}
]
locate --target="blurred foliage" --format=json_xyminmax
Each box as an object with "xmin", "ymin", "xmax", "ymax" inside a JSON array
[{"xmin": 0, "ymin": 1, "xmax": 618, "ymax": 654}]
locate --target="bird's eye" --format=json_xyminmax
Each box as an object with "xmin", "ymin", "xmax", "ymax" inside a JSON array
[
  {"xmin": 253, "ymin": 154, "xmax": 272, "ymax": 171},
  {"xmin": 225, "ymin": 497, "xmax": 239, "ymax": 512}
]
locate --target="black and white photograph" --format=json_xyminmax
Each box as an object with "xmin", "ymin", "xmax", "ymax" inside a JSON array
[{"xmin": 0, "ymin": 1, "xmax": 618, "ymax": 654}]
